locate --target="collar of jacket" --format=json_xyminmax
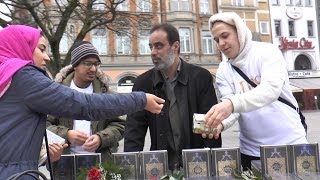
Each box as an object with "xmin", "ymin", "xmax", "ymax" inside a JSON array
[
  {"xmin": 152, "ymin": 58, "xmax": 188, "ymax": 87},
  {"xmin": 54, "ymin": 64, "xmax": 110, "ymax": 92}
]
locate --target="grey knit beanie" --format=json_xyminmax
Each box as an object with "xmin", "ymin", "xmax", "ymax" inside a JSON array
[{"xmin": 70, "ymin": 41, "xmax": 100, "ymax": 67}]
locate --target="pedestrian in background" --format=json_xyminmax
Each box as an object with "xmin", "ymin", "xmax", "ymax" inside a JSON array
[
  {"xmin": 47, "ymin": 41, "xmax": 125, "ymax": 162},
  {"xmin": 204, "ymin": 12, "xmax": 307, "ymax": 170},
  {"xmin": 124, "ymin": 23, "xmax": 221, "ymax": 171},
  {"xmin": 0, "ymin": 25, "xmax": 164, "ymax": 178}
]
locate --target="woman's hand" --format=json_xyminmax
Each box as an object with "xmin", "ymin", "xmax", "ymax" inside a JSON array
[
  {"xmin": 144, "ymin": 93, "xmax": 165, "ymax": 114},
  {"xmin": 201, "ymin": 123, "xmax": 224, "ymax": 139},
  {"xmin": 204, "ymin": 99, "xmax": 233, "ymax": 128}
]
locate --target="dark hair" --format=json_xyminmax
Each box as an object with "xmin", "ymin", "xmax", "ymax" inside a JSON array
[{"xmin": 150, "ymin": 23, "xmax": 180, "ymax": 53}]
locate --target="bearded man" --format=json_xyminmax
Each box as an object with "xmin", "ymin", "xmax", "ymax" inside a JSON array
[{"xmin": 124, "ymin": 23, "xmax": 222, "ymax": 171}]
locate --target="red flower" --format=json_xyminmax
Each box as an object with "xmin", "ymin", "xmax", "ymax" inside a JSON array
[
  {"xmin": 88, "ymin": 167, "xmax": 102, "ymax": 180},
  {"xmin": 150, "ymin": 175, "xmax": 157, "ymax": 180}
]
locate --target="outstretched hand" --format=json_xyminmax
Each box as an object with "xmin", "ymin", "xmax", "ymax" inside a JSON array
[
  {"xmin": 201, "ymin": 123, "xmax": 223, "ymax": 139},
  {"xmin": 144, "ymin": 93, "xmax": 165, "ymax": 114},
  {"xmin": 204, "ymin": 99, "xmax": 233, "ymax": 128}
]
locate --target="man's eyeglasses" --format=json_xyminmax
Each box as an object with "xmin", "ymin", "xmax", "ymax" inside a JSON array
[{"xmin": 80, "ymin": 61, "xmax": 101, "ymax": 68}]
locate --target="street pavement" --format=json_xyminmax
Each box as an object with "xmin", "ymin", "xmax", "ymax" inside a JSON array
[{"xmin": 40, "ymin": 111, "xmax": 320, "ymax": 178}]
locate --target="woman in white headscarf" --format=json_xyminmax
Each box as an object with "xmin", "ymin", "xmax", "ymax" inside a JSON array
[{"xmin": 204, "ymin": 12, "xmax": 307, "ymax": 170}]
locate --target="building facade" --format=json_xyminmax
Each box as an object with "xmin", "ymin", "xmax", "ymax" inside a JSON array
[
  {"xmin": 44, "ymin": 0, "xmax": 275, "ymax": 93},
  {"xmin": 269, "ymin": 0, "xmax": 320, "ymax": 110},
  {"xmin": 72, "ymin": 0, "xmax": 222, "ymax": 92},
  {"xmin": 217, "ymin": 0, "xmax": 272, "ymax": 43}
]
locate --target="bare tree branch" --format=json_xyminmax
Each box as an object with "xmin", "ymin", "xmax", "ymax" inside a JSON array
[{"xmin": 1, "ymin": 0, "xmax": 153, "ymax": 76}]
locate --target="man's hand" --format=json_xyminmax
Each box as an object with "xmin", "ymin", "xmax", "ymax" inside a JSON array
[
  {"xmin": 144, "ymin": 93, "xmax": 165, "ymax": 114},
  {"xmin": 66, "ymin": 130, "xmax": 88, "ymax": 146},
  {"xmin": 201, "ymin": 123, "xmax": 224, "ymax": 139},
  {"xmin": 204, "ymin": 99, "xmax": 233, "ymax": 128},
  {"xmin": 49, "ymin": 143, "xmax": 68, "ymax": 162},
  {"xmin": 82, "ymin": 134, "xmax": 101, "ymax": 152}
]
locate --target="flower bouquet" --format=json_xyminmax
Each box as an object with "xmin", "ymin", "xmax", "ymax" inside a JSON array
[{"xmin": 77, "ymin": 161, "xmax": 126, "ymax": 180}]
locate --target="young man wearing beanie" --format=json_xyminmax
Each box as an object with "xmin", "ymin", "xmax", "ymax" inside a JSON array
[{"xmin": 46, "ymin": 41, "xmax": 125, "ymax": 162}]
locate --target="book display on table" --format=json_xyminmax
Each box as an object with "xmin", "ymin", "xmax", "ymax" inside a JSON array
[
  {"xmin": 296, "ymin": 172, "xmax": 320, "ymax": 180},
  {"xmin": 251, "ymin": 160, "xmax": 262, "ymax": 175},
  {"xmin": 211, "ymin": 147, "xmax": 241, "ymax": 178},
  {"xmin": 140, "ymin": 150, "xmax": 168, "ymax": 179},
  {"xmin": 289, "ymin": 143, "xmax": 320, "ymax": 179},
  {"xmin": 260, "ymin": 144, "xmax": 290, "ymax": 179},
  {"xmin": 113, "ymin": 151, "xmax": 140, "ymax": 180},
  {"xmin": 75, "ymin": 153, "xmax": 101, "ymax": 176},
  {"xmin": 52, "ymin": 154, "xmax": 76, "ymax": 180},
  {"xmin": 182, "ymin": 148, "xmax": 211, "ymax": 179}
]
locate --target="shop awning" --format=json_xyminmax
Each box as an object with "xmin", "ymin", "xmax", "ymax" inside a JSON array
[
  {"xmin": 289, "ymin": 78, "xmax": 320, "ymax": 90},
  {"xmin": 290, "ymin": 84, "xmax": 303, "ymax": 92}
]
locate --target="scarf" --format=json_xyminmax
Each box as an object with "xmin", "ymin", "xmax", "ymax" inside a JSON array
[
  {"xmin": 208, "ymin": 12, "xmax": 253, "ymax": 67},
  {"xmin": 0, "ymin": 25, "xmax": 41, "ymax": 97}
]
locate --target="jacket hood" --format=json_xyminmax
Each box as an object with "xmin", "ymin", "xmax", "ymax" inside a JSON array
[
  {"xmin": 54, "ymin": 64, "xmax": 110, "ymax": 87},
  {"xmin": 209, "ymin": 12, "xmax": 252, "ymax": 67}
]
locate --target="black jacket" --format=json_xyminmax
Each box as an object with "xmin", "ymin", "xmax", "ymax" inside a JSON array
[{"xmin": 124, "ymin": 59, "xmax": 221, "ymax": 169}]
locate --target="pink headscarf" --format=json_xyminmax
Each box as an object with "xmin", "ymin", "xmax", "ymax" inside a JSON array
[{"xmin": 0, "ymin": 25, "xmax": 41, "ymax": 97}]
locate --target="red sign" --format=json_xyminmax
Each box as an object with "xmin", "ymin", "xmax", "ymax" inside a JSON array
[{"xmin": 278, "ymin": 37, "xmax": 314, "ymax": 51}]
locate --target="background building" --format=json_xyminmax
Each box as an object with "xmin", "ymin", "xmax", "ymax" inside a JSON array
[
  {"xmin": 217, "ymin": 0, "xmax": 272, "ymax": 43},
  {"xmin": 269, "ymin": 0, "xmax": 320, "ymax": 110},
  {"xmin": 95, "ymin": 0, "xmax": 273, "ymax": 92},
  {"xmin": 75, "ymin": 0, "xmax": 222, "ymax": 92}
]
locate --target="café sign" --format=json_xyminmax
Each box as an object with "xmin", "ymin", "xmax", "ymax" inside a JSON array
[
  {"xmin": 279, "ymin": 37, "xmax": 314, "ymax": 51},
  {"xmin": 288, "ymin": 71, "xmax": 312, "ymax": 78}
]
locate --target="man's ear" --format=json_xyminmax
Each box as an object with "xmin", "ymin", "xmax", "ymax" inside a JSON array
[{"xmin": 172, "ymin": 41, "xmax": 180, "ymax": 52}]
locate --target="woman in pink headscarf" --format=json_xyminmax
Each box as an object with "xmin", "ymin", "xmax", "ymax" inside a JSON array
[{"xmin": 0, "ymin": 25, "xmax": 164, "ymax": 179}]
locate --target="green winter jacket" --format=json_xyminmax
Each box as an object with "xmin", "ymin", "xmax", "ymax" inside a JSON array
[{"xmin": 46, "ymin": 65, "xmax": 125, "ymax": 162}]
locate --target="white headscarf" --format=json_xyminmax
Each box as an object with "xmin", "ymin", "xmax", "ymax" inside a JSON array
[{"xmin": 208, "ymin": 12, "xmax": 253, "ymax": 66}]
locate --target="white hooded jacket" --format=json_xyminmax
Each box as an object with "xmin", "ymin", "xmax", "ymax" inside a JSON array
[{"xmin": 209, "ymin": 12, "xmax": 307, "ymax": 156}]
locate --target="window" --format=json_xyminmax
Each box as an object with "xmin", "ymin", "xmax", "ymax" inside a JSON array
[
  {"xmin": 233, "ymin": 0, "xmax": 242, "ymax": 6},
  {"xmin": 288, "ymin": 20, "xmax": 295, "ymax": 36},
  {"xmin": 274, "ymin": 20, "xmax": 282, "ymax": 36},
  {"xmin": 60, "ymin": 33, "xmax": 68, "ymax": 53},
  {"xmin": 171, "ymin": 0, "xmax": 190, "ymax": 11},
  {"xmin": 295, "ymin": 0, "xmax": 302, "ymax": 5},
  {"xmin": 116, "ymin": 0, "xmax": 128, "ymax": 11},
  {"xmin": 137, "ymin": 0, "xmax": 151, "ymax": 12},
  {"xmin": 56, "ymin": 0, "xmax": 68, "ymax": 6},
  {"xmin": 271, "ymin": 0, "xmax": 279, "ymax": 5},
  {"xmin": 179, "ymin": 28, "xmax": 191, "ymax": 53},
  {"xmin": 201, "ymin": 31, "xmax": 213, "ymax": 54},
  {"xmin": 93, "ymin": 0, "xmax": 105, "ymax": 10},
  {"xmin": 116, "ymin": 32, "xmax": 131, "ymax": 55},
  {"xmin": 92, "ymin": 28, "xmax": 107, "ymax": 55},
  {"xmin": 70, "ymin": 25, "xmax": 75, "ymax": 34},
  {"xmin": 305, "ymin": 0, "xmax": 312, "ymax": 6},
  {"xmin": 139, "ymin": 30, "xmax": 151, "ymax": 54},
  {"xmin": 259, "ymin": 21, "xmax": 269, "ymax": 34},
  {"xmin": 307, "ymin": 21, "xmax": 314, "ymax": 36},
  {"xmin": 286, "ymin": 0, "xmax": 294, "ymax": 5},
  {"xmin": 199, "ymin": 0, "xmax": 210, "ymax": 14}
]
